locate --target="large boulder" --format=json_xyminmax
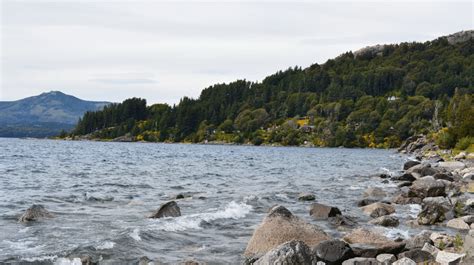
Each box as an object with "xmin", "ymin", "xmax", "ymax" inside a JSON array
[
  {"xmin": 313, "ymin": 239, "xmax": 354, "ymax": 265},
  {"xmin": 18, "ymin": 205, "xmax": 54, "ymax": 223},
  {"xmin": 361, "ymin": 202, "xmax": 395, "ymax": 218},
  {"xmin": 407, "ymin": 163, "xmax": 438, "ymax": 177},
  {"xmin": 409, "ymin": 177, "xmax": 446, "ymax": 199},
  {"xmin": 464, "ymin": 230, "xmax": 474, "ymax": 259},
  {"xmin": 430, "ymin": 232, "xmax": 454, "ymax": 249},
  {"xmin": 328, "ymin": 214, "xmax": 358, "ymax": 229},
  {"xmin": 397, "ymin": 250, "xmax": 435, "ymax": 264},
  {"xmin": 433, "ymin": 173, "xmax": 454, "ymax": 182},
  {"xmin": 392, "ymin": 193, "xmax": 422, "ymax": 205},
  {"xmin": 244, "ymin": 205, "xmax": 331, "ymax": 257},
  {"xmin": 149, "ymin": 201, "xmax": 181, "ymax": 218},
  {"xmin": 437, "ymin": 161, "xmax": 466, "ymax": 171},
  {"xmin": 392, "ymin": 173, "xmax": 416, "ymax": 182},
  {"xmin": 253, "ymin": 240, "xmax": 314, "ymax": 265},
  {"xmin": 376, "ymin": 253, "xmax": 396, "ymax": 264},
  {"xmin": 309, "ymin": 203, "xmax": 341, "ymax": 219},
  {"xmin": 343, "ymin": 228, "xmax": 405, "ymax": 256},
  {"xmin": 369, "ymin": 215, "xmax": 399, "ymax": 227}
]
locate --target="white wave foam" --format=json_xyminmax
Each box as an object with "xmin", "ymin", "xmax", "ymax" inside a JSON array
[
  {"xmin": 348, "ymin": 185, "xmax": 361, "ymax": 190},
  {"xmin": 130, "ymin": 228, "xmax": 141, "ymax": 241},
  {"xmin": 383, "ymin": 227, "xmax": 410, "ymax": 239},
  {"xmin": 23, "ymin": 255, "xmax": 57, "ymax": 262},
  {"xmin": 54, "ymin": 258, "xmax": 82, "ymax": 265},
  {"xmin": 149, "ymin": 201, "xmax": 252, "ymax": 232},
  {"xmin": 96, "ymin": 241, "xmax": 115, "ymax": 250},
  {"xmin": 409, "ymin": 204, "xmax": 421, "ymax": 218}
]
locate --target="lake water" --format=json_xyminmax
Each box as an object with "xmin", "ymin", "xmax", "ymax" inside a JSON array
[{"xmin": 0, "ymin": 138, "xmax": 412, "ymax": 264}]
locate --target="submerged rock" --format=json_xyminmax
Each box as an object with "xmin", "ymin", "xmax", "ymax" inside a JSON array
[
  {"xmin": 244, "ymin": 205, "xmax": 331, "ymax": 257},
  {"xmin": 313, "ymin": 239, "xmax": 354, "ymax": 265},
  {"xmin": 18, "ymin": 204, "xmax": 54, "ymax": 223},
  {"xmin": 149, "ymin": 201, "xmax": 181, "ymax": 218},
  {"xmin": 253, "ymin": 240, "xmax": 314, "ymax": 265},
  {"xmin": 369, "ymin": 215, "xmax": 399, "ymax": 227},
  {"xmin": 361, "ymin": 202, "xmax": 395, "ymax": 218},
  {"xmin": 309, "ymin": 203, "xmax": 341, "ymax": 219},
  {"xmin": 363, "ymin": 187, "xmax": 387, "ymax": 198},
  {"xmin": 298, "ymin": 193, "xmax": 316, "ymax": 201}
]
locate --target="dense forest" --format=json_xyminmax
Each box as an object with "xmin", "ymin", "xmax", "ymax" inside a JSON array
[{"xmin": 69, "ymin": 32, "xmax": 474, "ymax": 149}]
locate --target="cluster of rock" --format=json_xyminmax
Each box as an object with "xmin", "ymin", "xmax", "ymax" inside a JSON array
[{"xmin": 242, "ymin": 137, "xmax": 474, "ymax": 264}]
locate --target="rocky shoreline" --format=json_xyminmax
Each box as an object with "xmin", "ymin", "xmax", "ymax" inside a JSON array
[{"xmin": 17, "ymin": 135, "xmax": 474, "ymax": 264}]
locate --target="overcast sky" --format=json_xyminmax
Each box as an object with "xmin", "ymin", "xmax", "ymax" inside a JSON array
[{"xmin": 1, "ymin": 1, "xmax": 472, "ymax": 104}]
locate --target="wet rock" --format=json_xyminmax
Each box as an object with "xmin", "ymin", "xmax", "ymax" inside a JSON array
[
  {"xmin": 298, "ymin": 193, "xmax": 316, "ymax": 201},
  {"xmin": 433, "ymin": 173, "xmax": 454, "ymax": 182},
  {"xmin": 392, "ymin": 194, "xmax": 422, "ymax": 205},
  {"xmin": 313, "ymin": 239, "xmax": 354, "ymax": 264},
  {"xmin": 409, "ymin": 177, "xmax": 445, "ymax": 199},
  {"xmin": 405, "ymin": 230, "xmax": 432, "ymax": 250},
  {"xmin": 349, "ymin": 244, "xmax": 381, "ymax": 258},
  {"xmin": 175, "ymin": 194, "xmax": 185, "ymax": 199},
  {"xmin": 379, "ymin": 173, "xmax": 391, "ymax": 179},
  {"xmin": 392, "ymin": 173, "xmax": 416, "ymax": 182},
  {"xmin": 180, "ymin": 260, "xmax": 206, "ymax": 265},
  {"xmin": 407, "ymin": 163, "xmax": 435, "ymax": 176},
  {"xmin": 422, "ymin": 196, "xmax": 452, "ymax": 211},
  {"xmin": 244, "ymin": 205, "xmax": 331, "ymax": 257},
  {"xmin": 397, "ymin": 249, "xmax": 434, "ymax": 263},
  {"xmin": 421, "ymin": 243, "xmax": 439, "ymax": 257},
  {"xmin": 430, "ymin": 232, "xmax": 454, "ymax": 249},
  {"xmin": 309, "ymin": 203, "xmax": 341, "ymax": 219},
  {"xmin": 363, "ymin": 187, "xmax": 387, "ymax": 198},
  {"xmin": 369, "ymin": 215, "xmax": 399, "ymax": 227},
  {"xmin": 149, "ymin": 201, "xmax": 181, "ymax": 218},
  {"xmin": 342, "ymin": 257, "xmax": 379, "ymax": 265},
  {"xmin": 376, "ymin": 253, "xmax": 396, "ymax": 264},
  {"xmin": 18, "ymin": 204, "xmax": 54, "ymax": 223},
  {"xmin": 343, "ymin": 228, "xmax": 405, "ymax": 256},
  {"xmin": 357, "ymin": 198, "xmax": 380, "ymax": 207},
  {"xmin": 392, "ymin": 257, "xmax": 416, "ymax": 265},
  {"xmin": 251, "ymin": 240, "xmax": 314, "ymax": 265},
  {"xmin": 80, "ymin": 255, "xmax": 96, "ymax": 265},
  {"xmin": 417, "ymin": 202, "xmax": 446, "ymax": 225},
  {"xmin": 436, "ymin": 251, "xmax": 465, "ymax": 265},
  {"xmin": 397, "ymin": 181, "xmax": 412, "ymax": 188},
  {"xmin": 446, "ymin": 217, "xmax": 470, "ymax": 230},
  {"xmin": 328, "ymin": 214, "xmax": 358, "ymax": 229},
  {"xmin": 404, "ymin": 160, "xmax": 420, "ymax": 170},
  {"xmin": 361, "ymin": 202, "xmax": 395, "ymax": 218}
]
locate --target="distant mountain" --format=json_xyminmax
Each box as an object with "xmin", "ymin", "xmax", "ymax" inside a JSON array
[{"xmin": 0, "ymin": 91, "xmax": 110, "ymax": 137}]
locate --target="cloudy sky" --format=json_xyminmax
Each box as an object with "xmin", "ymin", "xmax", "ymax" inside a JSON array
[{"xmin": 1, "ymin": 0, "xmax": 472, "ymax": 104}]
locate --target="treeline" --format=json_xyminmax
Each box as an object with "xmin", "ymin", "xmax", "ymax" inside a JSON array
[{"xmin": 70, "ymin": 35, "xmax": 474, "ymax": 149}]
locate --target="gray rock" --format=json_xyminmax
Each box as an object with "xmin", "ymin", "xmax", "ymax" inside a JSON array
[
  {"xmin": 430, "ymin": 232, "xmax": 454, "ymax": 249},
  {"xmin": 397, "ymin": 182, "xmax": 412, "ymax": 188},
  {"xmin": 397, "ymin": 249, "xmax": 434, "ymax": 263},
  {"xmin": 392, "ymin": 173, "xmax": 416, "ymax": 182},
  {"xmin": 369, "ymin": 215, "xmax": 399, "ymax": 227},
  {"xmin": 18, "ymin": 204, "xmax": 54, "ymax": 223},
  {"xmin": 435, "ymin": 251, "xmax": 465, "ymax": 265},
  {"xmin": 433, "ymin": 173, "xmax": 454, "ymax": 182},
  {"xmin": 404, "ymin": 161, "xmax": 420, "ymax": 170},
  {"xmin": 309, "ymin": 203, "xmax": 342, "ymax": 220},
  {"xmin": 149, "ymin": 201, "xmax": 181, "ymax": 218},
  {"xmin": 376, "ymin": 253, "xmax": 396, "ymax": 264},
  {"xmin": 409, "ymin": 178, "xmax": 445, "ymax": 199},
  {"xmin": 438, "ymin": 161, "xmax": 466, "ymax": 171},
  {"xmin": 417, "ymin": 202, "xmax": 446, "ymax": 225},
  {"xmin": 446, "ymin": 217, "xmax": 470, "ymax": 230},
  {"xmin": 328, "ymin": 214, "xmax": 358, "ymax": 229},
  {"xmin": 405, "ymin": 230, "xmax": 432, "ymax": 250},
  {"xmin": 358, "ymin": 198, "xmax": 380, "ymax": 207},
  {"xmin": 461, "ymin": 215, "xmax": 474, "ymax": 224},
  {"xmin": 298, "ymin": 193, "xmax": 316, "ymax": 201},
  {"xmin": 421, "ymin": 243, "xmax": 439, "ymax": 258},
  {"xmin": 253, "ymin": 240, "xmax": 314, "ymax": 265},
  {"xmin": 342, "ymin": 257, "xmax": 379, "ymax": 265},
  {"xmin": 361, "ymin": 203, "xmax": 395, "ymax": 218},
  {"xmin": 313, "ymin": 239, "xmax": 354, "ymax": 265},
  {"xmin": 343, "ymin": 228, "xmax": 405, "ymax": 257},
  {"xmin": 464, "ymin": 230, "xmax": 474, "ymax": 259},
  {"xmin": 392, "ymin": 257, "xmax": 416, "ymax": 265}
]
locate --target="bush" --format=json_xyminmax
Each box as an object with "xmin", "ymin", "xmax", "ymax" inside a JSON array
[
  {"xmin": 455, "ymin": 136, "xmax": 474, "ymax": 150},
  {"xmin": 435, "ymin": 129, "xmax": 456, "ymax": 149}
]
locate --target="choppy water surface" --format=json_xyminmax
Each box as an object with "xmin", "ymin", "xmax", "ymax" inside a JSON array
[{"xmin": 0, "ymin": 138, "xmax": 410, "ymax": 264}]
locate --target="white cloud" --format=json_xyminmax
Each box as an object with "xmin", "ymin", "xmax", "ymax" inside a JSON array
[{"xmin": 1, "ymin": 0, "xmax": 472, "ymax": 104}]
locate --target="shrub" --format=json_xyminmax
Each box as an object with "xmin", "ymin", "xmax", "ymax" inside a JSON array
[
  {"xmin": 455, "ymin": 136, "xmax": 474, "ymax": 150},
  {"xmin": 435, "ymin": 129, "xmax": 456, "ymax": 149}
]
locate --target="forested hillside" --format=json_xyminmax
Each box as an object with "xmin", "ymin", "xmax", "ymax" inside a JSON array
[{"xmin": 70, "ymin": 31, "xmax": 474, "ymax": 149}]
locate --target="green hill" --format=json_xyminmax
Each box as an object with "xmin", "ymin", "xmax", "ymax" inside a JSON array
[{"xmin": 71, "ymin": 31, "xmax": 474, "ymax": 149}]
